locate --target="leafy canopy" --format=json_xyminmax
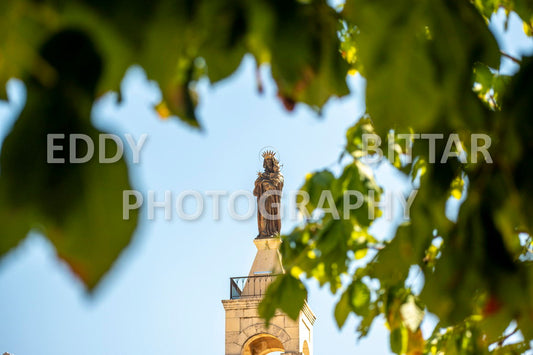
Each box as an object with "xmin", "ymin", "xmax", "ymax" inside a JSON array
[
  {"xmin": 0, "ymin": 0, "xmax": 348, "ymax": 288},
  {"xmin": 258, "ymin": 1, "xmax": 533, "ymax": 355}
]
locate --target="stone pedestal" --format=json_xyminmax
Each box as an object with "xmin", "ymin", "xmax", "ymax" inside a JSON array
[{"xmin": 249, "ymin": 237, "xmax": 284, "ymax": 275}]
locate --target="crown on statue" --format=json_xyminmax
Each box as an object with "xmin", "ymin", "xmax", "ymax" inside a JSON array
[{"xmin": 262, "ymin": 150, "xmax": 277, "ymax": 160}]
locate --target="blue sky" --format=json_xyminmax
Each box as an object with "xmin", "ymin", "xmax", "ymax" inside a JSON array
[{"xmin": 0, "ymin": 9, "xmax": 532, "ymax": 355}]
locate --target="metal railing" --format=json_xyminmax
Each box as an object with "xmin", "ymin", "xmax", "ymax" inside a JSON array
[{"xmin": 229, "ymin": 274, "xmax": 278, "ymax": 299}]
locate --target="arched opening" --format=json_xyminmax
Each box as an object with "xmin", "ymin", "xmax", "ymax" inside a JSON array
[
  {"xmin": 241, "ymin": 333, "xmax": 284, "ymax": 355},
  {"xmin": 302, "ymin": 340, "xmax": 310, "ymax": 355}
]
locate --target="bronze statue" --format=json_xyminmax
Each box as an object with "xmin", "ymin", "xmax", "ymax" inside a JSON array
[{"xmin": 254, "ymin": 150, "xmax": 284, "ymax": 238}]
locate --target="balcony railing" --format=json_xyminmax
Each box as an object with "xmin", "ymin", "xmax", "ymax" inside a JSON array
[{"xmin": 229, "ymin": 274, "xmax": 278, "ymax": 300}]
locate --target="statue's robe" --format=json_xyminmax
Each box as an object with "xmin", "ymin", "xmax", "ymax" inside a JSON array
[{"xmin": 253, "ymin": 172, "xmax": 284, "ymax": 237}]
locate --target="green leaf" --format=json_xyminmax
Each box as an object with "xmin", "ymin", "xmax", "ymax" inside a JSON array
[
  {"xmin": 342, "ymin": 0, "xmax": 500, "ymax": 135},
  {"xmin": 0, "ymin": 30, "xmax": 138, "ymax": 289},
  {"xmin": 334, "ymin": 279, "xmax": 372, "ymax": 328},
  {"xmin": 258, "ymin": 273, "xmax": 307, "ymax": 324},
  {"xmin": 351, "ymin": 280, "xmax": 371, "ymax": 316},
  {"xmin": 345, "ymin": 116, "xmax": 375, "ymax": 157},
  {"xmin": 369, "ymin": 230, "xmax": 415, "ymax": 286},
  {"xmin": 267, "ymin": 0, "xmax": 349, "ymax": 109},
  {"xmin": 390, "ymin": 325, "xmax": 408, "ymax": 355},
  {"xmin": 356, "ymin": 301, "xmax": 379, "ymax": 338},
  {"xmin": 334, "ymin": 288, "xmax": 352, "ymax": 328},
  {"xmin": 491, "ymin": 341, "xmax": 531, "ymax": 355},
  {"xmin": 354, "ymin": 248, "xmax": 368, "ymax": 259},
  {"xmin": 334, "ymin": 160, "xmax": 381, "ymax": 226},
  {"xmin": 298, "ymin": 169, "xmax": 335, "ymax": 215}
]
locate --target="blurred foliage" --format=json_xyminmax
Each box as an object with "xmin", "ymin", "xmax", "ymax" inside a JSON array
[
  {"xmin": 1, "ymin": 0, "xmax": 533, "ymax": 353},
  {"xmin": 0, "ymin": 0, "xmax": 349, "ymax": 288},
  {"xmin": 257, "ymin": 1, "xmax": 533, "ymax": 355},
  {"xmin": 0, "ymin": 28, "xmax": 138, "ymax": 289}
]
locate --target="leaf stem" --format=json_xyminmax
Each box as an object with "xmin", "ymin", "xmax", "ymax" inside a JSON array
[
  {"xmin": 496, "ymin": 326, "xmax": 519, "ymax": 347},
  {"xmin": 500, "ymin": 51, "xmax": 521, "ymax": 64}
]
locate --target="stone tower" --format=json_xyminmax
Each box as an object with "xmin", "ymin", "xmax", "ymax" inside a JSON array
[{"xmin": 222, "ymin": 237, "xmax": 316, "ymax": 355}]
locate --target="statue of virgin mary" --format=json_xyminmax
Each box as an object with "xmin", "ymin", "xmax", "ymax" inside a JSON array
[{"xmin": 253, "ymin": 150, "xmax": 284, "ymax": 238}]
